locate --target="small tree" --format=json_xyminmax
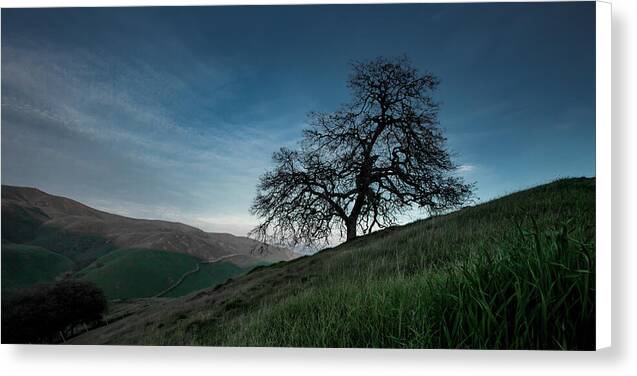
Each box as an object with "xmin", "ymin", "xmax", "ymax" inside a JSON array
[
  {"xmin": 1, "ymin": 279, "xmax": 107, "ymax": 343},
  {"xmin": 251, "ymin": 56, "xmax": 473, "ymax": 247}
]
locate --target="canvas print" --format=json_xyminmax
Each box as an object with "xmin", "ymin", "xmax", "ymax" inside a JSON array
[{"xmin": 1, "ymin": 2, "xmax": 596, "ymax": 349}]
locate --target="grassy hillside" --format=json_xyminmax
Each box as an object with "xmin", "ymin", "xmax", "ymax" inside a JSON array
[
  {"xmin": 2, "ymin": 185, "xmax": 295, "ymax": 301},
  {"xmin": 2, "ymin": 185, "xmax": 295, "ymax": 266},
  {"xmin": 1, "ymin": 242, "xmax": 74, "ymax": 290},
  {"xmin": 29, "ymin": 228, "xmax": 116, "ymax": 269},
  {"xmin": 75, "ymin": 249, "xmax": 202, "ymax": 299},
  {"xmin": 1, "ymin": 204, "xmax": 49, "ymax": 244},
  {"xmin": 161, "ymin": 262, "xmax": 250, "ymax": 298},
  {"xmin": 74, "ymin": 249, "xmax": 253, "ymax": 300},
  {"xmin": 71, "ymin": 178, "xmax": 596, "ymax": 349}
]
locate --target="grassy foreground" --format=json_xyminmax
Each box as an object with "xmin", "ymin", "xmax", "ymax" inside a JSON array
[{"xmin": 73, "ymin": 178, "xmax": 595, "ymax": 349}]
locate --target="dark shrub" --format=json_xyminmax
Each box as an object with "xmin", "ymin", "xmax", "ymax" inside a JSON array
[{"xmin": 1, "ymin": 279, "xmax": 107, "ymax": 344}]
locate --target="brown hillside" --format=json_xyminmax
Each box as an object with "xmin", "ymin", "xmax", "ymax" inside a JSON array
[{"xmin": 1, "ymin": 185, "xmax": 295, "ymax": 266}]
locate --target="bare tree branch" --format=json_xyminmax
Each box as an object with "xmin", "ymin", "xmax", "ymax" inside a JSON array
[{"xmin": 250, "ymin": 56, "xmax": 474, "ymax": 250}]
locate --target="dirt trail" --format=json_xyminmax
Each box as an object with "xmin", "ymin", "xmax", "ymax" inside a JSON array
[{"xmin": 153, "ymin": 254, "xmax": 243, "ymax": 298}]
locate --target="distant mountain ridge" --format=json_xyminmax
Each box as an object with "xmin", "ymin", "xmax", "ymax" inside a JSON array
[{"xmin": 1, "ymin": 185, "xmax": 295, "ymax": 267}]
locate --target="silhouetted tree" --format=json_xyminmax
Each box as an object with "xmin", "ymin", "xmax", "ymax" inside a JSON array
[
  {"xmin": 251, "ymin": 56, "xmax": 473, "ymax": 247},
  {"xmin": 1, "ymin": 279, "xmax": 107, "ymax": 343}
]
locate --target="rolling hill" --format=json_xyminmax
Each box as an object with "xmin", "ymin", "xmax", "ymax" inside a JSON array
[
  {"xmin": 1, "ymin": 185, "xmax": 296, "ymax": 298},
  {"xmin": 2, "ymin": 185, "xmax": 295, "ymax": 263},
  {"xmin": 1, "ymin": 242, "xmax": 74, "ymax": 290},
  {"xmin": 69, "ymin": 177, "xmax": 596, "ymax": 349},
  {"xmin": 74, "ymin": 248, "xmax": 207, "ymax": 300}
]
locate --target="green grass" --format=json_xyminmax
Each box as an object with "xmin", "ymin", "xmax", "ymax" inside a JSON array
[
  {"xmin": 1, "ymin": 242, "xmax": 74, "ymax": 290},
  {"xmin": 29, "ymin": 228, "xmax": 116, "ymax": 269},
  {"xmin": 223, "ymin": 218, "xmax": 594, "ymax": 349},
  {"xmin": 73, "ymin": 178, "xmax": 596, "ymax": 350},
  {"xmin": 162, "ymin": 261, "xmax": 249, "ymax": 298},
  {"xmin": 1, "ymin": 204, "xmax": 48, "ymax": 243},
  {"xmin": 76, "ymin": 249, "xmax": 202, "ymax": 300}
]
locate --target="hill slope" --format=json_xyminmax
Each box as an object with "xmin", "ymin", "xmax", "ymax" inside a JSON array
[
  {"xmin": 74, "ymin": 249, "xmax": 205, "ymax": 300},
  {"xmin": 71, "ymin": 178, "xmax": 596, "ymax": 349},
  {"xmin": 1, "ymin": 185, "xmax": 295, "ymax": 297},
  {"xmin": 1, "ymin": 185, "xmax": 295, "ymax": 265},
  {"xmin": 1, "ymin": 242, "xmax": 74, "ymax": 290}
]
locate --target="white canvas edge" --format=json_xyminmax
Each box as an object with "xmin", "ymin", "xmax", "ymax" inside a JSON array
[
  {"xmin": 595, "ymin": 0, "xmax": 611, "ymax": 351},
  {"xmin": 0, "ymin": 0, "xmax": 607, "ymax": 354}
]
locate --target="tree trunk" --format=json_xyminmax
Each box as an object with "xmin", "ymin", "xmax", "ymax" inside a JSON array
[{"xmin": 346, "ymin": 220, "xmax": 357, "ymax": 241}]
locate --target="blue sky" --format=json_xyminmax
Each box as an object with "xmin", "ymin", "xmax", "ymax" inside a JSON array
[{"xmin": 1, "ymin": 3, "xmax": 595, "ymax": 236}]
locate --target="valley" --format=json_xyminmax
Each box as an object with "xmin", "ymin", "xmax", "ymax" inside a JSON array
[{"xmin": 1, "ymin": 186, "xmax": 295, "ymax": 299}]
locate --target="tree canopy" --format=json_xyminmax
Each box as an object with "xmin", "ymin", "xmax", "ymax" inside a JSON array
[
  {"xmin": 1, "ymin": 279, "xmax": 107, "ymax": 343},
  {"xmin": 251, "ymin": 56, "xmax": 473, "ymax": 247}
]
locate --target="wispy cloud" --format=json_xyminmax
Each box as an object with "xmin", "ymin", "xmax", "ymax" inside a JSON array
[
  {"xmin": 1, "ymin": 39, "xmax": 305, "ymax": 231},
  {"xmin": 457, "ymin": 164, "xmax": 476, "ymax": 173},
  {"xmin": 2, "ymin": 43, "xmax": 298, "ymax": 168}
]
